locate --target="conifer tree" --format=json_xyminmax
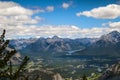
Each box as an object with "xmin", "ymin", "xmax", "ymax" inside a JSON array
[
  {"xmin": 82, "ymin": 74, "xmax": 87, "ymax": 80},
  {"xmin": 0, "ymin": 30, "xmax": 29, "ymax": 80}
]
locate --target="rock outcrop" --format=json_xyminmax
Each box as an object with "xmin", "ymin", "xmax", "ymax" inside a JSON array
[{"xmin": 98, "ymin": 62, "xmax": 120, "ymax": 80}]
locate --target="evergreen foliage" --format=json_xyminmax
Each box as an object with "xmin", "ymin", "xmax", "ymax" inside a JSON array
[
  {"xmin": 0, "ymin": 30, "xmax": 30, "ymax": 80},
  {"xmin": 82, "ymin": 74, "xmax": 88, "ymax": 80}
]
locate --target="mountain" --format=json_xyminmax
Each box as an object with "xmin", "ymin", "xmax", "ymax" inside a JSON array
[
  {"xmin": 9, "ymin": 36, "xmax": 95, "ymax": 57},
  {"xmin": 100, "ymin": 31, "xmax": 120, "ymax": 43},
  {"xmin": 10, "ymin": 38, "xmax": 37, "ymax": 50},
  {"xmin": 98, "ymin": 62, "xmax": 120, "ymax": 80},
  {"xmin": 75, "ymin": 31, "xmax": 120, "ymax": 57}
]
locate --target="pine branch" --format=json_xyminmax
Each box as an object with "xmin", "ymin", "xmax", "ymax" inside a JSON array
[
  {"xmin": 13, "ymin": 56, "xmax": 29, "ymax": 79},
  {"xmin": 0, "ymin": 60, "xmax": 6, "ymax": 68},
  {"xmin": 34, "ymin": 75, "xmax": 39, "ymax": 80},
  {"xmin": 0, "ymin": 30, "xmax": 32, "ymax": 80},
  {"xmin": 9, "ymin": 61, "xmax": 12, "ymax": 76},
  {"xmin": 0, "ymin": 40, "xmax": 9, "ymax": 54},
  {"xmin": 0, "ymin": 29, "xmax": 5, "ymax": 43},
  {"xmin": 4, "ymin": 50, "xmax": 16, "ymax": 64}
]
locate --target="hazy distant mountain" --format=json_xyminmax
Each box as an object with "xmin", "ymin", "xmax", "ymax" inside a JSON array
[
  {"xmin": 10, "ymin": 38, "xmax": 38, "ymax": 50},
  {"xmin": 75, "ymin": 31, "xmax": 120, "ymax": 57},
  {"xmin": 10, "ymin": 36, "xmax": 95, "ymax": 57},
  {"xmin": 10, "ymin": 31, "xmax": 120, "ymax": 57}
]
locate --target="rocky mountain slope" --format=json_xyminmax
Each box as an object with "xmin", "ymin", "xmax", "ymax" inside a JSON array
[
  {"xmin": 75, "ymin": 31, "xmax": 120, "ymax": 57},
  {"xmin": 10, "ymin": 38, "xmax": 37, "ymax": 50},
  {"xmin": 22, "ymin": 69, "xmax": 64, "ymax": 80},
  {"xmin": 98, "ymin": 62, "xmax": 120, "ymax": 80}
]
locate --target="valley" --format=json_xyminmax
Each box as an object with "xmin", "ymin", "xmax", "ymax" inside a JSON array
[
  {"xmin": 9, "ymin": 31, "xmax": 120, "ymax": 79},
  {"xmin": 32, "ymin": 54, "xmax": 119, "ymax": 79}
]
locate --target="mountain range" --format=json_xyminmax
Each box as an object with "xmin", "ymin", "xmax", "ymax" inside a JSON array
[
  {"xmin": 10, "ymin": 36, "xmax": 95, "ymax": 57},
  {"xmin": 10, "ymin": 31, "xmax": 120, "ymax": 58}
]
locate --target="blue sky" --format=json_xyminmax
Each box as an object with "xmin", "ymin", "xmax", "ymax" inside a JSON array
[
  {"xmin": 0, "ymin": 0, "xmax": 120, "ymax": 39},
  {"xmin": 10, "ymin": 0, "xmax": 119, "ymax": 28}
]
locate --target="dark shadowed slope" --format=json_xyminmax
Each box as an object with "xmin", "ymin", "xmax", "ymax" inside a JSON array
[{"xmin": 75, "ymin": 31, "xmax": 120, "ymax": 57}]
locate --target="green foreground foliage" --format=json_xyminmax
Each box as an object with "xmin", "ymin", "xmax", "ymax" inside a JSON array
[{"xmin": 0, "ymin": 30, "xmax": 30, "ymax": 80}]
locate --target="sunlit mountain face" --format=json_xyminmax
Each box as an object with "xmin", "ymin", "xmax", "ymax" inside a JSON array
[
  {"xmin": 1, "ymin": 0, "xmax": 120, "ymax": 80},
  {"xmin": 74, "ymin": 31, "xmax": 120, "ymax": 57}
]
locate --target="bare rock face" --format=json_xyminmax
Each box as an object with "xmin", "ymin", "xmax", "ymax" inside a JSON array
[
  {"xmin": 53, "ymin": 73, "xmax": 64, "ymax": 80},
  {"xmin": 100, "ymin": 31, "xmax": 120, "ymax": 43},
  {"xmin": 10, "ymin": 52, "xmax": 22, "ymax": 65},
  {"xmin": 98, "ymin": 62, "xmax": 120, "ymax": 80},
  {"xmin": 5, "ymin": 47, "xmax": 22, "ymax": 65},
  {"xmin": 21, "ymin": 69, "xmax": 64, "ymax": 80}
]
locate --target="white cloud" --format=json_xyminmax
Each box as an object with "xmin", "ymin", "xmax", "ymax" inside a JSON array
[
  {"xmin": 76, "ymin": 4, "xmax": 120, "ymax": 19},
  {"xmin": 101, "ymin": 21, "xmax": 120, "ymax": 33},
  {"xmin": 0, "ymin": 24, "xmax": 111, "ymax": 39},
  {"xmin": 1, "ymin": 22, "xmax": 120, "ymax": 39},
  {"xmin": 0, "ymin": 1, "xmax": 120, "ymax": 39},
  {"xmin": 0, "ymin": 2, "xmax": 33, "ymax": 16},
  {"xmin": 46, "ymin": 6, "xmax": 54, "ymax": 12},
  {"xmin": 62, "ymin": 2, "xmax": 70, "ymax": 9},
  {"xmin": 0, "ymin": 1, "xmax": 43, "ymax": 26},
  {"xmin": 0, "ymin": 1, "xmax": 19, "ymax": 8},
  {"xmin": 109, "ymin": 22, "xmax": 120, "ymax": 28}
]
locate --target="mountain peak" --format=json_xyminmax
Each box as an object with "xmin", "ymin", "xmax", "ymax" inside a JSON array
[
  {"xmin": 109, "ymin": 31, "xmax": 120, "ymax": 36},
  {"xmin": 52, "ymin": 35, "xmax": 60, "ymax": 39},
  {"xmin": 100, "ymin": 31, "xmax": 120, "ymax": 43}
]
